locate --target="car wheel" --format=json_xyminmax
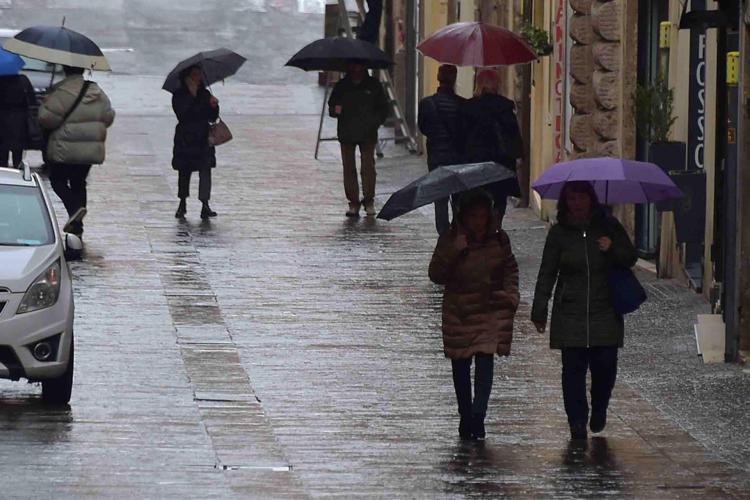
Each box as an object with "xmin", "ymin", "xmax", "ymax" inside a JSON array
[{"xmin": 41, "ymin": 336, "xmax": 74, "ymax": 405}]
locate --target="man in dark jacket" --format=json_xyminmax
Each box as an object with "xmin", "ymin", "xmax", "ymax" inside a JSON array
[
  {"xmin": 328, "ymin": 60, "xmax": 389, "ymax": 217},
  {"xmin": 0, "ymin": 72, "xmax": 35, "ymax": 168},
  {"xmin": 418, "ymin": 64, "xmax": 465, "ymax": 235}
]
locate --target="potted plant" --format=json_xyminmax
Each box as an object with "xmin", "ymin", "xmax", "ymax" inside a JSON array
[
  {"xmin": 635, "ymin": 78, "xmax": 685, "ymax": 174},
  {"xmin": 520, "ymin": 23, "xmax": 553, "ymax": 57}
]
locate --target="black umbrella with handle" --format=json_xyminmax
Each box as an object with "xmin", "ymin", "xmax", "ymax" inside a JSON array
[
  {"xmin": 377, "ymin": 162, "xmax": 517, "ymax": 221},
  {"xmin": 285, "ymin": 36, "xmax": 393, "ymax": 72},
  {"xmin": 163, "ymin": 48, "xmax": 247, "ymax": 94}
]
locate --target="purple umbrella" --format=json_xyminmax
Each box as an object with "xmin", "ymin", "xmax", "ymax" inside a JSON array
[{"xmin": 531, "ymin": 157, "xmax": 683, "ymax": 204}]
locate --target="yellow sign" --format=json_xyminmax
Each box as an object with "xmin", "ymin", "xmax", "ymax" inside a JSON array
[
  {"xmin": 659, "ymin": 22, "xmax": 672, "ymax": 49},
  {"xmin": 728, "ymin": 127, "xmax": 737, "ymax": 145},
  {"xmin": 727, "ymin": 52, "xmax": 740, "ymax": 85}
]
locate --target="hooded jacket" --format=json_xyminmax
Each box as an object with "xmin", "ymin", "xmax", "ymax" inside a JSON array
[
  {"xmin": 38, "ymin": 74, "xmax": 115, "ymax": 165},
  {"xmin": 531, "ymin": 212, "xmax": 638, "ymax": 349},
  {"xmin": 429, "ymin": 216, "xmax": 520, "ymax": 359}
]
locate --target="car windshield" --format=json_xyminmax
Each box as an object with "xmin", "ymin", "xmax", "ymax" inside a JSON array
[
  {"xmin": 21, "ymin": 56, "xmax": 54, "ymax": 73},
  {"xmin": 0, "ymin": 184, "xmax": 54, "ymax": 246}
]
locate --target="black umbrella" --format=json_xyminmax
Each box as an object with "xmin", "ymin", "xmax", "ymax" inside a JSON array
[
  {"xmin": 377, "ymin": 162, "xmax": 517, "ymax": 221},
  {"xmin": 2, "ymin": 25, "xmax": 110, "ymax": 70},
  {"xmin": 285, "ymin": 37, "xmax": 393, "ymax": 72},
  {"xmin": 163, "ymin": 48, "xmax": 247, "ymax": 93}
]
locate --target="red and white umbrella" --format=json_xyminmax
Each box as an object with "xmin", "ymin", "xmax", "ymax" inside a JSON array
[{"xmin": 417, "ymin": 21, "xmax": 537, "ymax": 67}]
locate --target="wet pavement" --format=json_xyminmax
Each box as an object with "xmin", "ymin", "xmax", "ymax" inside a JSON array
[
  {"xmin": 0, "ymin": 85, "xmax": 748, "ymax": 496},
  {"xmin": 1, "ymin": 1, "xmax": 750, "ymax": 496}
]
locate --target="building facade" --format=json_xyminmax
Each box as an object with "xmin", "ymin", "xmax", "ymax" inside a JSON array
[{"xmin": 382, "ymin": 0, "xmax": 748, "ymax": 361}]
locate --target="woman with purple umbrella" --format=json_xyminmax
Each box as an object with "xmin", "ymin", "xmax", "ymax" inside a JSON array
[
  {"xmin": 530, "ymin": 181, "xmax": 637, "ymax": 440},
  {"xmin": 0, "ymin": 48, "xmax": 35, "ymax": 167}
]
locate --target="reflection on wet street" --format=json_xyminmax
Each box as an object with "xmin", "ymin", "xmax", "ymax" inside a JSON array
[
  {"xmin": 0, "ymin": 5, "xmax": 746, "ymax": 493},
  {"xmin": 0, "ymin": 109, "xmax": 745, "ymax": 497}
]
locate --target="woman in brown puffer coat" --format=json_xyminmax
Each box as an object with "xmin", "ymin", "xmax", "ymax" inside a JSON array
[{"xmin": 429, "ymin": 189, "xmax": 519, "ymax": 440}]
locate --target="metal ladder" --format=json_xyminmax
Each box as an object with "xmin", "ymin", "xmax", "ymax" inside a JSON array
[{"xmin": 314, "ymin": 0, "xmax": 419, "ymax": 158}]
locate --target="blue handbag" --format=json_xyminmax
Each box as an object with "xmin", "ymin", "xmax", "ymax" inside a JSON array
[{"xmin": 607, "ymin": 266, "xmax": 647, "ymax": 315}]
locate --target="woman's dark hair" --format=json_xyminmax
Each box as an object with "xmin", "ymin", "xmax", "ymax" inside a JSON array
[
  {"xmin": 457, "ymin": 188, "xmax": 493, "ymax": 217},
  {"xmin": 180, "ymin": 65, "xmax": 204, "ymax": 85},
  {"xmin": 556, "ymin": 181, "xmax": 603, "ymax": 223}
]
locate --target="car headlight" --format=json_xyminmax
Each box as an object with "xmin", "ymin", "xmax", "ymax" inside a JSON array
[{"xmin": 17, "ymin": 260, "xmax": 61, "ymax": 314}]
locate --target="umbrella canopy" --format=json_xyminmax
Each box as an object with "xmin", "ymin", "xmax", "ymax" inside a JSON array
[
  {"xmin": 417, "ymin": 21, "xmax": 537, "ymax": 67},
  {"xmin": 285, "ymin": 37, "xmax": 393, "ymax": 72},
  {"xmin": 2, "ymin": 25, "xmax": 110, "ymax": 70},
  {"xmin": 531, "ymin": 157, "xmax": 683, "ymax": 205},
  {"xmin": 0, "ymin": 47, "xmax": 25, "ymax": 76},
  {"xmin": 162, "ymin": 48, "xmax": 247, "ymax": 93},
  {"xmin": 377, "ymin": 162, "xmax": 516, "ymax": 221}
]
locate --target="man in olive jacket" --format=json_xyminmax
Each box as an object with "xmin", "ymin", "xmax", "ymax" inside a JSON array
[
  {"xmin": 328, "ymin": 60, "xmax": 389, "ymax": 217},
  {"xmin": 39, "ymin": 65, "xmax": 115, "ymax": 237}
]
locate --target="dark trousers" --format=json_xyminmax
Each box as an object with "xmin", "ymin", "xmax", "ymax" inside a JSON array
[
  {"xmin": 178, "ymin": 167, "xmax": 212, "ymax": 201},
  {"xmin": 451, "ymin": 353, "xmax": 494, "ymax": 418},
  {"xmin": 561, "ymin": 347, "xmax": 618, "ymax": 426},
  {"xmin": 0, "ymin": 148, "xmax": 22, "ymax": 168},
  {"xmin": 49, "ymin": 163, "xmax": 91, "ymax": 234},
  {"xmin": 427, "ymin": 164, "xmax": 451, "ymax": 235}
]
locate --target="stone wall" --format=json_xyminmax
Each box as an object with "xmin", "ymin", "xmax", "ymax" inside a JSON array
[{"xmin": 567, "ymin": 0, "xmax": 626, "ymax": 159}]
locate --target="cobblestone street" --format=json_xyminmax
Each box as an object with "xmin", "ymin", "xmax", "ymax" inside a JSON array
[{"xmin": 0, "ymin": 74, "xmax": 748, "ymax": 497}]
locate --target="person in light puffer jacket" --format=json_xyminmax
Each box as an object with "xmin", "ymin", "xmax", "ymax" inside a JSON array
[{"xmin": 39, "ymin": 65, "xmax": 115, "ymax": 237}]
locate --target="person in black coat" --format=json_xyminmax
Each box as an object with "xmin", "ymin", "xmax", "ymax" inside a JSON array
[
  {"xmin": 461, "ymin": 69, "xmax": 523, "ymax": 223},
  {"xmin": 172, "ymin": 65, "xmax": 219, "ymax": 219},
  {"xmin": 0, "ymin": 73, "xmax": 35, "ymax": 168},
  {"xmin": 418, "ymin": 64, "xmax": 465, "ymax": 235}
]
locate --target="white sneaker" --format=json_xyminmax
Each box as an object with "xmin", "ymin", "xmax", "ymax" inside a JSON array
[
  {"xmin": 345, "ymin": 202, "xmax": 360, "ymax": 217},
  {"xmin": 364, "ymin": 201, "xmax": 376, "ymax": 216}
]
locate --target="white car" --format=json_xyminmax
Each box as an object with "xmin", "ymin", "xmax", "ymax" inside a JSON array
[{"xmin": 0, "ymin": 164, "xmax": 80, "ymax": 404}]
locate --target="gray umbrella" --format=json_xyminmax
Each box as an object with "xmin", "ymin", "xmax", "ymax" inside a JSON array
[
  {"xmin": 163, "ymin": 48, "xmax": 246, "ymax": 93},
  {"xmin": 377, "ymin": 162, "xmax": 517, "ymax": 221}
]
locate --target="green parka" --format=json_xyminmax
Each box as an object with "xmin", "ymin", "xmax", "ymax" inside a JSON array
[
  {"xmin": 328, "ymin": 75, "xmax": 389, "ymax": 145},
  {"xmin": 531, "ymin": 213, "xmax": 638, "ymax": 349}
]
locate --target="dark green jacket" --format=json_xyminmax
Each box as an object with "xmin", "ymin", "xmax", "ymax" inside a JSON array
[
  {"xmin": 328, "ymin": 75, "xmax": 389, "ymax": 145},
  {"xmin": 531, "ymin": 213, "xmax": 638, "ymax": 349}
]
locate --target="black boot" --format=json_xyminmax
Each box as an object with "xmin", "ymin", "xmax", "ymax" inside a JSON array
[
  {"xmin": 589, "ymin": 408, "xmax": 607, "ymax": 433},
  {"xmin": 471, "ymin": 414, "xmax": 486, "ymax": 440},
  {"xmin": 200, "ymin": 201, "xmax": 217, "ymax": 219},
  {"xmin": 458, "ymin": 415, "xmax": 472, "ymax": 440},
  {"xmin": 570, "ymin": 421, "xmax": 588, "ymax": 440},
  {"xmin": 175, "ymin": 199, "xmax": 186, "ymax": 218}
]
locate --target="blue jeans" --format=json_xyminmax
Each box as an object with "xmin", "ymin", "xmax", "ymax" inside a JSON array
[{"xmin": 451, "ymin": 353, "xmax": 494, "ymax": 417}]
